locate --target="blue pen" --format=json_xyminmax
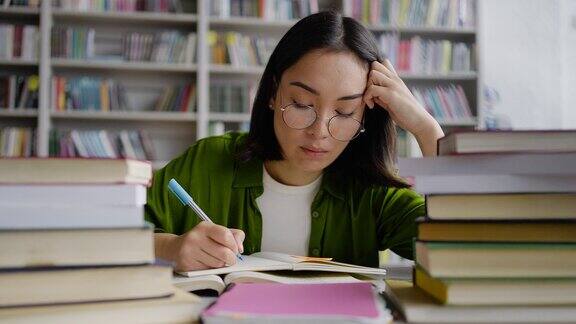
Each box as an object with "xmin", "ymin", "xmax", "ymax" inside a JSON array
[{"xmin": 168, "ymin": 178, "xmax": 244, "ymax": 261}]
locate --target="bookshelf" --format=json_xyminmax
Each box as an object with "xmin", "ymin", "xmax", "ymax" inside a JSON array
[{"xmin": 0, "ymin": 0, "xmax": 480, "ymax": 161}]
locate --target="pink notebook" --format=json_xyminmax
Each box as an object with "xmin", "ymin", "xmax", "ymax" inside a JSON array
[{"xmin": 202, "ymin": 282, "xmax": 389, "ymax": 322}]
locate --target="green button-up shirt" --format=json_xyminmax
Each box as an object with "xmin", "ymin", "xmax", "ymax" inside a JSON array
[{"xmin": 145, "ymin": 132, "xmax": 425, "ymax": 267}]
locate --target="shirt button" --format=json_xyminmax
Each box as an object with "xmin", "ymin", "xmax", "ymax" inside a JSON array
[
  {"xmin": 311, "ymin": 248, "xmax": 320, "ymax": 256},
  {"xmin": 312, "ymin": 211, "xmax": 319, "ymax": 218}
]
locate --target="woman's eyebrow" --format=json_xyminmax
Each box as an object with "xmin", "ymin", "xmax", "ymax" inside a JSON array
[{"xmin": 289, "ymin": 81, "xmax": 364, "ymax": 101}]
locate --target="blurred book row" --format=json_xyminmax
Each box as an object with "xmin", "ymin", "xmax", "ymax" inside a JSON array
[
  {"xmin": 49, "ymin": 129, "xmax": 156, "ymax": 160},
  {"xmin": 51, "ymin": 76, "xmax": 196, "ymax": 112},
  {"xmin": 0, "ymin": 24, "xmax": 39, "ymax": 61},
  {"xmin": 0, "ymin": 74, "xmax": 39, "ymax": 109},
  {"xmin": 2, "ymin": 0, "xmax": 40, "ymax": 7},
  {"xmin": 346, "ymin": 0, "xmax": 476, "ymax": 28},
  {"xmin": 210, "ymin": 0, "xmax": 319, "ymax": 20},
  {"xmin": 0, "ymin": 127, "xmax": 35, "ymax": 157},
  {"xmin": 210, "ymin": 81, "xmax": 255, "ymax": 113},
  {"xmin": 378, "ymin": 34, "xmax": 474, "ymax": 73},
  {"xmin": 52, "ymin": 0, "xmax": 194, "ymax": 13},
  {"xmin": 209, "ymin": 31, "xmax": 276, "ymax": 67},
  {"xmin": 411, "ymin": 84, "xmax": 472, "ymax": 120},
  {"xmin": 51, "ymin": 27, "xmax": 197, "ymax": 64}
]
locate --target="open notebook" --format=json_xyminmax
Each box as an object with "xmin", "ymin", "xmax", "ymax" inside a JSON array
[{"xmin": 173, "ymin": 252, "xmax": 387, "ymax": 295}]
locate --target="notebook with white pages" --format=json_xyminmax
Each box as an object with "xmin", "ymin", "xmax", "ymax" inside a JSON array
[{"xmin": 173, "ymin": 252, "xmax": 387, "ymax": 295}]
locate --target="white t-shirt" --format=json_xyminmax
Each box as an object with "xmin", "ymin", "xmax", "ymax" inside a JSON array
[{"xmin": 256, "ymin": 166, "xmax": 322, "ymax": 256}]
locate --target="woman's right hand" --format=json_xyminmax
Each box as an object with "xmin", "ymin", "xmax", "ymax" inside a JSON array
[{"xmin": 165, "ymin": 222, "xmax": 245, "ymax": 272}]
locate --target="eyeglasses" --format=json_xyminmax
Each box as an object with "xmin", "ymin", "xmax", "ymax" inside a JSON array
[{"xmin": 280, "ymin": 102, "xmax": 365, "ymax": 142}]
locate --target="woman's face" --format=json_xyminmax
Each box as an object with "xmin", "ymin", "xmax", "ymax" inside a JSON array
[{"xmin": 271, "ymin": 50, "xmax": 368, "ymax": 173}]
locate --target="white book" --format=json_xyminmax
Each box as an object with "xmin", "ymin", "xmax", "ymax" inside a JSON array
[
  {"xmin": 98, "ymin": 130, "xmax": 117, "ymax": 158},
  {"xmin": 398, "ymin": 153, "xmax": 576, "ymax": 177},
  {"xmin": 410, "ymin": 174, "xmax": 576, "ymax": 194},
  {"xmin": 0, "ymin": 184, "xmax": 147, "ymax": 206},
  {"xmin": 0, "ymin": 204, "xmax": 144, "ymax": 229},
  {"xmin": 21, "ymin": 25, "xmax": 37, "ymax": 60},
  {"xmin": 3, "ymin": 25, "xmax": 13, "ymax": 59},
  {"xmin": 70, "ymin": 130, "xmax": 89, "ymax": 157},
  {"xmin": 387, "ymin": 282, "xmax": 576, "ymax": 323}
]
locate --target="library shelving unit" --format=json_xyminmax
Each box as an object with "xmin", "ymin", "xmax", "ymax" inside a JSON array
[
  {"xmin": 0, "ymin": 3, "xmax": 41, "ymax": 156},
  {"xmin": 0, "ymin": 0, "xmax": 480, "ymax": 163}
]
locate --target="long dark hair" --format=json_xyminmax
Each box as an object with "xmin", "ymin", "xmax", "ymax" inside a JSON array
[{"xmin": 237, "ymin": 11, "xmax": 409, "ymax": 188}]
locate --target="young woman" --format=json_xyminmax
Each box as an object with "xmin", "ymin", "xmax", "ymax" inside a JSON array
[{"xmin": 146, "ymin": 11, "xmax": 444, "ymax": 271}]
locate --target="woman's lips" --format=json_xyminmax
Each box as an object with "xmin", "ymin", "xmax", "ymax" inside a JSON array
[{"xmin": 301, "ymin": 146, "xmax": 328, "ymax": 158}]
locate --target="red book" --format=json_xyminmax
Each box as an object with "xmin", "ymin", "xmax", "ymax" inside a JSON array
[{"xmin": 13, "ymin": 25, "xmax": 23, "ymax": 58}]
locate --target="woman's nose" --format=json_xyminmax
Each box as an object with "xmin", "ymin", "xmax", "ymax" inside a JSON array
[{"xmin": 305, "ymin": 110, "xmax": 330, "ymax": 139}]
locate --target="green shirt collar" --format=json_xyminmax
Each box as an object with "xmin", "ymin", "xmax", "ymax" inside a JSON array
[{"xmin": 232, "ymin": 158, "xmax": 346, "ymax": 201}]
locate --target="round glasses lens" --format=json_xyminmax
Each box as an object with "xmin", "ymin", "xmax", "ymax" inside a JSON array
[
  {"xmin": 282, "ymin": 103, "xmax": 316, "ymax": 129},
  {"xmin": 328, "ymin": 115, "xmax": 362, "ymax": 141}
]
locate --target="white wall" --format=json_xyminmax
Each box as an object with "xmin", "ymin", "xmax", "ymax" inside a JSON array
[
  {"xmin": 561, "ymin": 0, "xmax": 576, "ymax": 128},
  {"xmin": 479, "ymin": 0, "xmax": 575, "ymax": 129}
]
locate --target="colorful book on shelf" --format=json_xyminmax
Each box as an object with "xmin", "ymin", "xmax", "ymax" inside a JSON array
[
  {"xmin": 415, "ymin": 241, "xmax": 576, "ymax": 278},
  {"xmin": 437, "ymin": 130, "xmax": 576, "ymax": 155},
  {"xmin": 0, "ymin": 226, "xmax": 154, "ymax": 268},
  {"xmin": 416, "ymin": 218, "xmax": 576, "ymax": 243},
  {"xmin": 385, "ymin": 280, "xmax": 576, "ymax": 323},
  {"xmin": 0, "ymin": 127, "xmax": 35, "ymax": 157},
  {"xmin": 414, "ymin": 266, "xmax": 576, "ymax": 306},
  {"xmin": 0, "ymin": 158, "xmax": 152, "ymax": 185},
  {"xmin": 425, "ymin": 193, "xmax": 576, "ymax": 220},
  {"xmin": 0, "ymin": 264, "xmax": 173, "ymax": 307},
  {"xmin": 210, "ymin": 0, "xmax": 319, "ymax": 20},
  {"xmin": 202, "ymin": 282, "xmax": 391, "ymax": 323},
  {"xmin": 0, "ymin": 75, "xmax": 39, "ymax": 109}
]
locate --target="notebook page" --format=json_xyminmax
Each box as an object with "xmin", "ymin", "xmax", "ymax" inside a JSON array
[
  {"xmin": 178, "ymin": 254, "xmax": 289, "ymax": 278},
  {"xmin": 223, "ymin": 271, "xmax": 362, "ymax": 285},
  {"xmin": 293, "ymin": 262, "xmax": 387, "ymax": 276}
]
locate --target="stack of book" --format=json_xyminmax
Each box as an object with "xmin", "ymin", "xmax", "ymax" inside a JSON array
[
  {"xmin": 393, "ymin": 130, "xmax": 576, "ymax": 323},
  {"xmin": 0, "ymin": 158, "xmax": 202, "ymax": 322},
  {"xmin": 49, "ymin": 129, "xmax": 156, "ymax": 160},
  {"xmin": 0, "ymin": 158, "xmax": 201, "ymax": 322}
]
